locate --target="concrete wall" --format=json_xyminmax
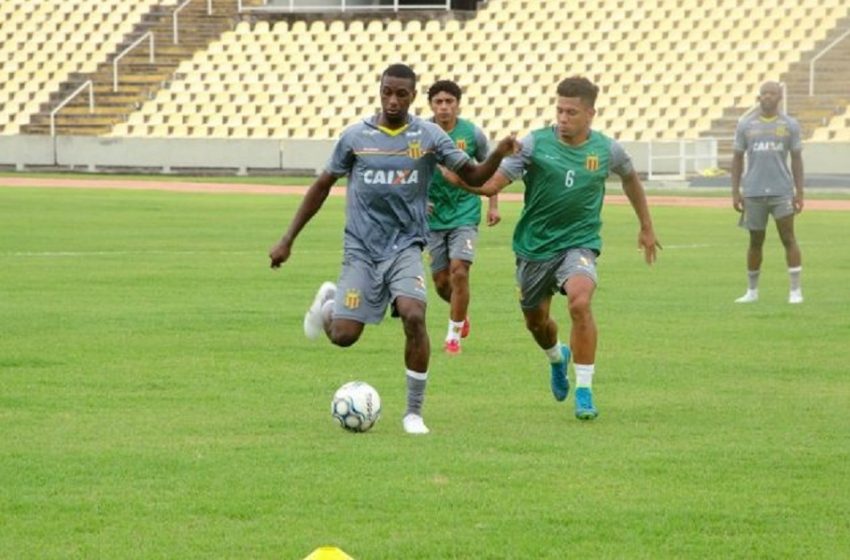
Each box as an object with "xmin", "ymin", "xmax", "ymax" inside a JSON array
[{"xmin": 2, "ymin": 135, "xmax": 848, "ymax": 177}]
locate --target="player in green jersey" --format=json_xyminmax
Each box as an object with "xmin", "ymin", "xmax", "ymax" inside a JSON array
[
  {"xmin": 426, "ymin": 80, "xmax": 501, "ymax": 354},
  {"xmin": 461, "ymin": 76, "xmax": 660, "ymax": 420}
]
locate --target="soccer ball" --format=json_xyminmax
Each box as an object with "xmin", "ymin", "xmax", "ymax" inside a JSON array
[{"xmin": 331, "ymin": 381, "xmax": 382, "ymax": 433}]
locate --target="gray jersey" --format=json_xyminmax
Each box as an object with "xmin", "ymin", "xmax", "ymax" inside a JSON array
[
  {"xmin": 733, "ymin": 112, "xmax": 802, "ymax": 197},
  {"xmin": 326, "ymin": 114, "xmax": 472, "ymax": 262}
]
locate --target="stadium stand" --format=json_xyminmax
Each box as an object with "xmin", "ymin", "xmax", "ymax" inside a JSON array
[{"xmin": 3, "ymin": 0, "xmax": 849, "ymax": 161}]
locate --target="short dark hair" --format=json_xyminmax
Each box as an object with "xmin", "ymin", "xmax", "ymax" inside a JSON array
[
  {"xmin": 381, "ymin": 63, "xmax": 417, "ymax": 88},
  {"xmin": 556, "ymin": 76, "xmax": 599, "ymax": 108},
  {"xmin": 427, "ymin": 80, "xmax": 462, "ymax": 102}
]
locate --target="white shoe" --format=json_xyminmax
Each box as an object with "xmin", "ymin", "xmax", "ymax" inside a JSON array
[
  {"xmin": 789, "ymin": 289, "xmax": 803, "ymax": 304},
  {"xmin": 303, "ymin": 281, "xmax": 336, "ymax": 340},
  {"xmin": 402, "ymin": 413, "xmax": 430, "ymax": 435},
  {"xmin": 735, "ymin": 290, "xmax": 759, "ymax": 303}
]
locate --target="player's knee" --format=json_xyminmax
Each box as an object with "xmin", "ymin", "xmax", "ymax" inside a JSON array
[
  {"xmin": 329, "ymin": 326, "xmax": 360, "ymax": 347},
  {"xmin": 401, "ymin": 309, "xmax": 427, "ymax": 336},
  {"xmin": 568, "ymin": 293, "xmax": 592, "ymax": 320}
]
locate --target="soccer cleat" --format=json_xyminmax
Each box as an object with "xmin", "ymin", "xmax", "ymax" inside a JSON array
[
  {"xmin": 303, "ymin": 281, "xmax": 336, "ymax": 340},
  {"xmin": 444, "ymin": 339, "xmax": 461, "ymax": 354},
  {"xmin": 734, "ymin": 290, "xmax": 759, "ymax": 303},
  {"xmin": 788, "ymin": 289, "xmax": 803, "ymax": 304},
  {"xmin": 460, "ymin": 317, "xmax": 470, "ymax": 339},
  {"xmin": 402, "ymin": 413, "xmax": 430, "ymax": 434},
  {"xmin": 574, "ymin": 387, "xmax": 598, "ymax": 420},
  {"xmin": 549, "ymin": 346, "xmax": 571, "ymax": 402}
]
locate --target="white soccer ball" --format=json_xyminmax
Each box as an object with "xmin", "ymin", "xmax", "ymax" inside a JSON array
[{"xmin": 331, "ymin": 381, "xmax": 382, "ymax": 433}]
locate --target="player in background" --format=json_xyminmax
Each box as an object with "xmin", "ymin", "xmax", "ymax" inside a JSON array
[
  {"xmin": 731, "ymin": 81, "xmax": 805, "ymax": 304},
  {"xmin": 269, "ymin": 64, "xmax": 519, "ymax": 435},
  {"xmin": 453, "ymin": 76, "xmax": 659, "ymax": 420},
  {"xmin": 426, "ymin": 80, "xmax": 500, "ymax": 355}
]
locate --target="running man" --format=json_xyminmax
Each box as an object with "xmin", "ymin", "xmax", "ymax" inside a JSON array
[
  {"xmin": 732, "ymin": 81, "xmax": 805, "ymax": 304},
  {"xmin": 459, "ymin": 76, "xmax": 659, "ymax": 420},
  {"xmin": 268, "ymin": 64, "xmax": 519, "ymax": 434},
  {"xmin": 426, "ymin": 79, "xmax": 500, "ymax": 354}
]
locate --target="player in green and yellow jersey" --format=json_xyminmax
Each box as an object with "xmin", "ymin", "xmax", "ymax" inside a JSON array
[
  {"xmin": 466, "ymin": 76, "xmax": 660, "ymax": 420},
  {"xmin": 426, "ymin": 80, "xmax": 501, "ymax": 355}
]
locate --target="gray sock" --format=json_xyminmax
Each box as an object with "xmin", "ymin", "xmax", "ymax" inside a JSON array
[
  {"xmin": 405, "ymin": 370, "xmax": 428, "ymax": 416},
  {"xmin": 747, "ymin": 270, "xmax": 760, "ymax": 291}
]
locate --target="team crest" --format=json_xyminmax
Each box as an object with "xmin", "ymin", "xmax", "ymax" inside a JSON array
[
  {"xmin": 456, "ymin": 138, "xmax": 467, "ymax": 152},
  {"xmin": 775, "ymin": 124, "xmax": 788, "ymax": 137},
  {"xmin": 585, "ymin": 154, "xmax": 599, "ymax": 171},
  {"xmin": 344, "ymin": 288, "xmax": 361, "ymax": 310},
  {"xmin": 407, "ymin": 140, "xmax": 422, "ymax": 159}
]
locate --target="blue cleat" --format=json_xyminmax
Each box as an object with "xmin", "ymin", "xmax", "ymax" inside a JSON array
[
  {"xmin": 574, "ymin": 387, "xmax": 598, "ymax": 420},
  {"xmin": 549, "ymin": 346, "xmax": 571, "ymax": 401}
]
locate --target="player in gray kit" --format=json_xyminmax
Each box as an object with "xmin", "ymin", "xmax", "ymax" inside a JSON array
[
  {"xmin": 269, "ymin": 64, "xmax": 519, "ymax": 435},
  {"xmin": 732, "ymin": 81, "xmax": 805, "ymax": 304}
]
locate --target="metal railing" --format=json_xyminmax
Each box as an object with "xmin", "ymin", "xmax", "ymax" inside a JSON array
[
  {"xmin": 809, "ymin": 28, "xmax": 850, "ymax": 95},
  {"xmin": 174, "ymin": 0, "xmax": 213, "ymax": 44},
  {"xmin": 113, "ymin": 32, "xmax": 155, "ymax": 92},
  {"xmin": 647, "ymin": 138, "xmax": 718, "ymax": 181},
  {"xmin": 50, "ymin": 80, "xmax": 94, "ymax": 138},
  {"xmin": 237, "ymin": 0, "xmax": 451, "ymax": 13}
]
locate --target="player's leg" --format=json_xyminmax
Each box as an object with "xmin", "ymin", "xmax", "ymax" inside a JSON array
[
  {"xmin": 389, "ymin": 247, "xmax": 431, "ymax": 434},
  {"xmin": 428, "ymin": 229, "xmax": 452, "ymax": 303},
  {"xmin": 557, "ymin": 249, "xmax": 599, "ymax": 419},
  {"xmin": 736, "ymin": 197, "xmax": 768, "ymax": 303},
  {"xmin": 322, "ymin": 256, "xmax": 384, "ymax": 346},
  {"xmin": 445, "ymin": 226, "xmax": 477, "ymax": 349},
  {"xmin": 775, "ymin": 204, "xmax": 802, "ymax": 303},
  {"xmin": 518, "ymin": 256, "xmax": 570, "ymax": 401}
]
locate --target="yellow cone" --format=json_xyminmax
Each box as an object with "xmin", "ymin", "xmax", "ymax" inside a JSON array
[{"xmin": 302, "ymin": 546, "xmax": 355, "ymax": 560}]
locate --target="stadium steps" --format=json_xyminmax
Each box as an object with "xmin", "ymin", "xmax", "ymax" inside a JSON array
[
  {"xmin": 20, "ymin": 0, "xmax": 262, "ymax": 136},
  {"xmin": 702, "ymin": 16, "xmax": 850, "ymax": 169}
]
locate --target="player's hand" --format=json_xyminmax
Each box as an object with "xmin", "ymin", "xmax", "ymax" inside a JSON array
[
  {"xmin": 487, "ymin": 208, "xmax": 501, "ymax": 226},
  {"xmin": 732, "ymin": 191, "xmax": 744, "ymax": 213},
  {"xmin": 269, "ymin": 238, "xmax": 292, "ymax": 268},
  {"xmin": 638, "ymin": 229, "xmax": 661, "ymax": 265},
  {"xmin": 495, "ymin": 133, "xmax": 520, "ymax": 157},
  {"xmin": 794, "ymin": 194, "xmax": 804, "ymax": 214}
]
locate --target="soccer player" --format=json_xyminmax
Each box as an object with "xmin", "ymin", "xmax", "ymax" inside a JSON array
[
  {"xmin": 268, "ymin": 64, "xmax": 519, "ymax": 435},
  {"xmin": 426, "ymin": 79, "xmax": 500, "ymax": 355},
  {"xmin": 731, "ymin": 81, "xmax": 805, "ymax": 304},
  {"xmin": 457, "ymin": 76, "xmax": 659, "ymax": 420}
]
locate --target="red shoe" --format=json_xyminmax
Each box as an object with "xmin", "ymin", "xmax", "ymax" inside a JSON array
[
  {"xmin": 444, "ymin": 339, "xmax": 461, "ymax": 354},
  {"xmin": 460, "ymin": 317, "xmax": 470, "ymax": 339}
]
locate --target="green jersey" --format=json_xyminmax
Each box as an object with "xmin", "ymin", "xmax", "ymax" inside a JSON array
[
  {"xmin": 427, "ymin": 118, "xmax": 489, "ymax": 230},
  {"xmin": 500, "ymin": 127, "xmax": 633, "ymax": 260}
]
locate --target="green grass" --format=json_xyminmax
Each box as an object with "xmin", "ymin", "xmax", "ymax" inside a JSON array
[{"xmin": 1, "ymin": 185, "xmax": 848, "ymax": 559}]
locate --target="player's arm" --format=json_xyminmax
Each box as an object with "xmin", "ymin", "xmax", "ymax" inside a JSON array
[
  {"xmin": 791, "ymin": 150, "xmax": 804, "ymax": 213},
  {"xmin": 486, "ymin": 192, "xmax": 501, "ymax": 226},
  {"xmin": 454, "ymin": 134, "xmax": 519, "ymax": 186},
  {"xmin": 621, "ymin": 169, "xmax": 661, "ymax": 265},
  {"xmin": 269, "ymin": 171, "xmax": 338, "ymax": 268},
  {"xmin": 731, "ymin": 151, "xmax": 745, "ymax": 213}
]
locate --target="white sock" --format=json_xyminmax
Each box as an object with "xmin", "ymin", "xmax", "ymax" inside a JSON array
[
  {"xmin": 446, "ymin": 319, "xmax": 464, "ymax": 342},
  {"xmin": 789, "ymin": 266, "xmax": 802, "ymax": 292},
  {"xmin": 575, "ymin": 363, "xmax": 595, "ymax": 388},
  {"xmin": 545, "ymin": 342, "xmax": 563, "ymax": 363}
]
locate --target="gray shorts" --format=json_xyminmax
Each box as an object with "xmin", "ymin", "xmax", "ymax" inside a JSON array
[
  {"xmin": 333, "ymin": 246, "xmax": 428, "ymax": 324},
  {"xmin": 739, "ymin": 195, "xmax": 795, "ymax": 230},
  {"xmin": 427, "ymin": 226, "xmax": 478, "ymax": 273},
  {"xmin": 516, "ymin": 248, "xmax": 598, "ymax": 310}
]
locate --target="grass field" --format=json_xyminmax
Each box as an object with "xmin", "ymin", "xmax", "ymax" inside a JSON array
[{"xmin": 1, "ymin": 184, "xmax": 848, "ymax": 559}]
